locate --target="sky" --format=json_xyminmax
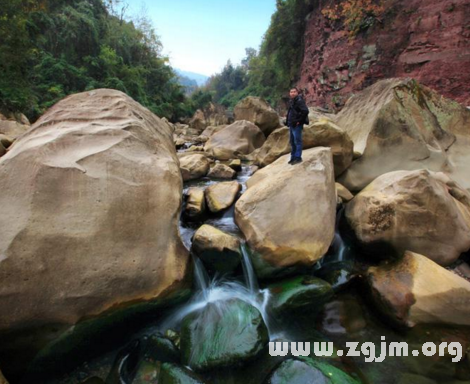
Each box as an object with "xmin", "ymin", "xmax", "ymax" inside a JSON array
[{"xmin": 127, "ymin": 0, "xmax": 277, "ymax": 77}]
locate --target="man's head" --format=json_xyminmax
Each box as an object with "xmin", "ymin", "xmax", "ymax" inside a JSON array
[{"xmin": 289, "ymin": 87, "xmax": 299, "ymax": 99}]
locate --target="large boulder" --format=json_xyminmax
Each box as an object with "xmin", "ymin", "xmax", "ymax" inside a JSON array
[
  {"xmin": 0, "ymin": 111, "xmax": 30, "ymax": 140},
  {"xmin": 199, "ymin": 125, "xmax": 226, "ymax": 139},
  {"xmin": 191, "ymin": 225, "xmax": 241, "ymax": 274},
  {"xmin": 179, "ymin": 154, "xmax": 210, "ymax": 181},
  {"xmin": 253, "ymin": 120, "xmax": 353, "ymax": 175},
  {"xmin": 180, "ymin": 298, "xmax": 268, "ymax": 371},
  {"xmin": 345, "ymin": 170, "xmax": 470, "ymax": 266},
  {"xmin": 207, "ymin": 163, "xmax": 236, "ymax": 179},
  {"xmin": 366, "ymin": 251, "xmax": 470, "ymax": 328},
  {"xmin": 184, "ymin": 187, "xmax": 206, "ymax": 220},
  {"xmin": 204, "ymin": 120, "xmax": 266, "ymax": 160},
  {"xmin": 205, "ymin": 181, "xmax": 241, "ymax": 213},
  {"xmin": 234, "ymin": 96, "xmax": 280, "ymax": 136},
  {"xmin": 0, "ymin": 90, "xmax": 190, "ymax": 343},
  {"xmin": 336, "ymin": 78, "xmax": 470, "ymax": 191},
  {"xmin": 235, "ymin": 147, "xmax": 336, "ymax": 272}
]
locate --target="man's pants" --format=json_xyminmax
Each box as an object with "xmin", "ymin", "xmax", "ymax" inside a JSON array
[{"xmin": 289, "ymin": 124, "xmax": 303, "ymax": 160}]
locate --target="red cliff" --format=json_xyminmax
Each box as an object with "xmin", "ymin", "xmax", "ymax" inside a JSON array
[{"xmin": 299, "ymin": 0, "xmax": 470, "ymax": 109}]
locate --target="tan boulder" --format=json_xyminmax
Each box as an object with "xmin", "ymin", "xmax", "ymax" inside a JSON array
[
  {"xmin": 0, "ymin": 134, "xmax": 13, "ymax": 149},
  {"xmin": 185, "ymin": 187, "xmax": 206, "ymax": 219},
  {"xmin": 235, "ymin": 147, "xmax": 336, "ymax": 270},
  {"xmin": 345, "ymin": 170, "xmax": 470, "ymax": 266},
  {"xmin": 189, "ymin": 103, "xmax": 229, "ymax": 131},
  {"xmin": 336, "ymin": 78, "xmax": 470, "ymax": 191},
  {"xmin": 0, "ymin": 369, "xmax": 8, "ymax": 384},
  {"xmin": 207, "ymin": 163, "xmax": 236, "ymax": 179},
  {"xmin": 228, "ymin": 158, "xmax": 242, "ymax": 171},
  {"xmin": 205, "ymin": 181, "xmax": 241, "ymax": 213},
  {"xmin": 367, "ymin": 251, "xmax": 470, "ymax": 327},
  {"xmin": 200, "ymin": 125, "xmax": 227, "ymax": 138},
  {"xmin": 0, "ymin": 111, "xmax": 30, "ymax": 140},
  {"xmin": 191, "ymin": 224, "xmax": 241, "ymax": 274},
  {"xmin": 253, "ymin": 120, "xmax": 353, "ymax": 176},
  {"xmin": 186, "ymin": 145, "xmax": 204, "ymax": 152},
  {"xmin": 234, "ymin": 96, "xmax": 280, "ymax": 136},
  {"xmin": 335, "ymin": 183, "xmax": 353, "ymax": 203},
  {"xmin": 179, "ymin": 153, "xmax": 210, "ymax": 181},
  {"xmin": 0, "ymin": 90, "xmax": 190, "ymax": 342},
  {"xmin": 204, "ymin": 120, "xmax": 265, "ymax": 160}
]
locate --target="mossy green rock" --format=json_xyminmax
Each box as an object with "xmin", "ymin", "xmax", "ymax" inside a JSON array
[
  {"xmin": 159, "ymin": 362, "xmax": 205, "ymax": 384},
  {"xmin": 180, "ymin": 298, "xmax": 269, "ymax": 371},
  {"xmin": 265, "ymin": 359, "xmax": 330, "ymax": 384},
  {"xmin": 268, "ymin": 276, "xmax": 334, "ymax": 316},
  {"xmin": 298, "ymin": 357, "xmax": 360, "ymax": 384},
  {"xmin": 143, "ymin": 334, "xmax": 180, "ymax": 363}
]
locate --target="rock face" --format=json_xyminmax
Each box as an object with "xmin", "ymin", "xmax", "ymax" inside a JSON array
[
  {"xmin": 205, "ymin": 181, "xmax": 241, "ymax": 213},
  {"xmin": 235, "ymin": 147, "xmax": 336, "ymax": 270},
  {"xmin": 299, "ymin": 0, "xmax": 470, "ymax": 108},
  {"xmin": 253, "ymin": 120, "xmax": 353, "ymax": 175},
  {"xmin": 366, "ymin": 251, "xmax": 470, "ymax": 328},
  {"xmin": 233, "ymin": 97, "xmax": 280, "ymax": 136},
  {"xmin": 191, "ymin": 225, "xmax": 241, "ymax": 274},
  {"xmin": 345, "ymin": 170, "xmax": 470, "ymax": 266},
  {"xmin": 180, "ymin": 298, "xmax": 268, "ymax": 371},
  {"xmin": 336, "ymin": 79, "xmax": 470, "ymax": 191},
  {"xmin": 189, "ymin": 103, "xmax": 229, "ymax": 131},
  {"xmin": 0, "ymin": 89, "xmax": 190, "ymax": 334},
  {"xmin": 0, "ymin": 111, "xmax": 30, "ymax": 140},
  {"xmin": 179, "ymin": 154, "xmax": 211, "ymax": 181},
  {"xmin": 204, "ymin": 120, "xmax": 266, "ymax": 160}
]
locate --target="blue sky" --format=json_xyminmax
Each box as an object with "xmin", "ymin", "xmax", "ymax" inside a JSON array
[{"xmin": 127, "ymin": 0, "xmax": 277, "ymax": 76}]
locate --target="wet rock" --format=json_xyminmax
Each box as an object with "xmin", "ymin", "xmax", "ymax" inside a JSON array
[
  {"xmin": 252, "ymin": 120, "xmax": 353, "ymax": 175},
  {"xmin": 228, "ymin": 159, "xmax": 242, "ymax": 171},
  {"xmin": 191, "ymin": 225, "xmax": 241, "ymax": 274},
  {"xmin": 179, "ymin": 154, "xmax": 211, "ymax": 181},
  {"xmin": 235, "ymin": 148, "xmax": 336, "ymax": 275},
  {"xmin": 106, "ymin": 340, "xmax": 142, "ymax": 384},
  {"xmin": 143, "ymin": 334, "xmax": 180, "ymax": 363},
  {"xmin": 268, "ymin": 276, "xmax": 334, "ymax": 317},
  {"xmin": 366, "ymin": 251, "xmax": 470, "ymax": 328},
  {"xmin": 185, "ymin": 188, "xmax": 206, "ymax": 220},
  {"xmin": 233, "ymin": 96, "xmax": 280, "ymax": 136},
  {"xmin": 346, "ymin": 170, "xmax": 470, "ymax": 266},
  {"xmin": 133, "ymin": 360, "xmax": 160, "ymax": 384},
  {"xmin": 0, "ymin": 89, "xmax": 190, "ymax": 352},
  {"xmin": 265, "ymin": 359, "xmax": 330, "ymax": 384},
  {"xmin": 336, "ymin": 79, "xmax": 470, "ymax": 191},
  {"xmin": 204, "ymin": 120, "xmax": 265, "ymax": 160},
  {"xmin": 319, "ymin": 295, "xmax": 367, "ymax": 336},
  {"xmin": 205, "ymin": 181, "xmax": 241, "ymax": 213},
  {"xmin": 159, "ymin": 362, "xmax": 206, "ymax": 384},
  {"xmin": 180, "ymin": 298, "xmax": 268, "ymax": 371},
  {"xmin": 207, "ymin": 163, "xmax": 236, "ymax": 179},
  {"xmin": 164, "ymin": 329, "xmax": 181, "ymax": 350},
  {"xmin": 267, "ymin": 358, "xmax": 360, "ymax": 384}
]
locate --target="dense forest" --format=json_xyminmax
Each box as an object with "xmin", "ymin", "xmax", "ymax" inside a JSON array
[
  {"xmin": 0, "ymin": 0, "xmax": 312, "ymax": 122},
  {"xmin": 0, "ymin": 0, "xmax": 197, "ymax": 121},
  {"xmin": 201, "ymin": 0, "xmax": 316, "ymax": 110}
]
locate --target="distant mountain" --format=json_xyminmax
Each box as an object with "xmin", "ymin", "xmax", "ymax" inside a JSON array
[{"xmin": 175, "ymin": 69, "xmax": 209, "ymax": 87}]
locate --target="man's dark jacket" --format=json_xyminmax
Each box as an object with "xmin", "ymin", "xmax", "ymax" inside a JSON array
[{"xmin": 287, "ymin": 95, "xmax": 309, "ymax": 126}]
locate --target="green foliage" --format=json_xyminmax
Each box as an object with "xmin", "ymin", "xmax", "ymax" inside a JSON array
[
  {"xmin": 0, "ymin": 0, "xmax": 187, "ymax": 121},
  {"xmin": 203, "ymin": 0, "xmax": 315, "ymax": 109}
]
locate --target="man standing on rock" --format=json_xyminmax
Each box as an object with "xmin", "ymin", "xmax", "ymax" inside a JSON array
[{"xmin": 286, "ymin": 87, "xmax": 309, "ymax": 165}]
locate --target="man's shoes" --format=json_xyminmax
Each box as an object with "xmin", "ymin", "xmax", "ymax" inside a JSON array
[
  {"xmin": 288, "ymin": 159, "xmax": 295, "ymax": 164},
  {"xmin": 290, "ymin": 158, "xmax": 303, "ymax": 165}
]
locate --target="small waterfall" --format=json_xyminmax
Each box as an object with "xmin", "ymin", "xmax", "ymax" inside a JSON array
[
  {"xmin": 331, "ymin": 206, "xmax": 347, "ymax": 262},
  {"xmin": 240, "ymin": 242, "xmax": 259, "ymax": 294}
]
